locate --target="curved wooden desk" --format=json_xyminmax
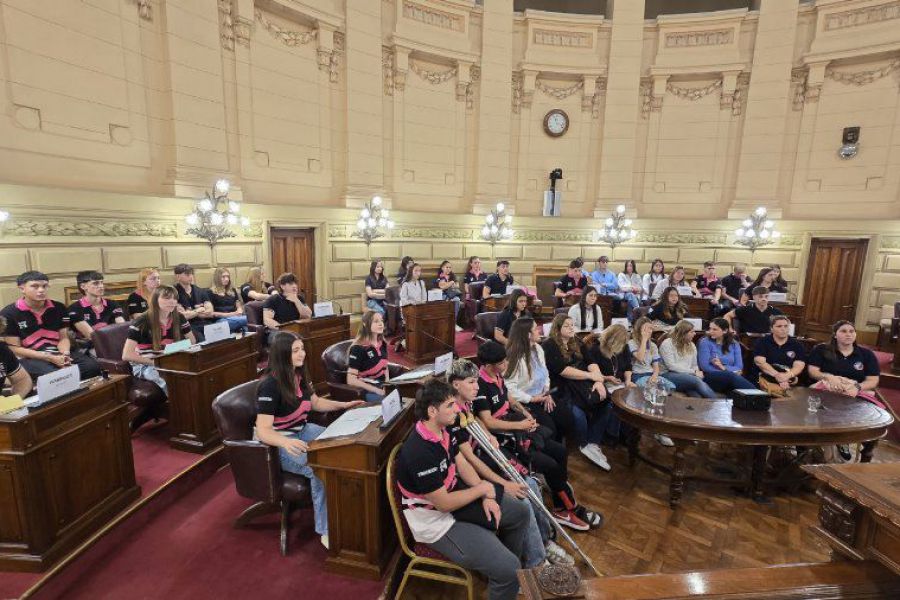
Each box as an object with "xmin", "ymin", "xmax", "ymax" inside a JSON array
[{"xmin": 612, "ymin": 388, "xmax": 893, "ymax": 507}]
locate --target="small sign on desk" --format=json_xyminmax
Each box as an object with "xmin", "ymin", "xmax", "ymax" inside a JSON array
[
  {"xmin": 36, "ymin": 365, "xmax": 80, "ymax": 403},
  {"xmin": 203, "ymin": 321, "xmax": 231, "ymax": 344},
  {"xmin": 686, "ymin": 318, "xmax": 703, "ymax": 331},
  {"xmin": 313, "ymin": 301, "xmax": 335, "ymax": 317},
  {"xmin": 610, "ymin": 317, "xmax": 630, "ymax": 330},
  {"xmin": 769, "ymin": 292, "xmax": 788, "ymax": 303},
  {"xmin": 427, "ymin": 289, "xmax": 444, "ymax": 302},
  {"xmin": 381, "ymin": 389, "xmax": 403, "ymax": 428},
  {"xmin": 434, "ymin": 351, "xmax": 453, "ymax": 376}
]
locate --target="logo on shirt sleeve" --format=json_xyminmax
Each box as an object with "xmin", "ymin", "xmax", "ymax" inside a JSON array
[
  {"xmin": 258, "ymin": 396, "xmax": 273, "ymax": 402},
  {"xmin": 786, "ymin": 351, "xmax": 795, "ymax": 359}
]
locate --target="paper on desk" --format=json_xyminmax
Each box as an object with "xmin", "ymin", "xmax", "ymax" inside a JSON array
[
  {"xmin": 316, "ymin": 405, "xmax": 383, "ymax": 440},
  {"xmin": 0, "ymin": 394, "xmax": 24, "ymax": 415},
  {"xmin": 390, "ymin": 366, "xmax": 433, "ymax": 383}
]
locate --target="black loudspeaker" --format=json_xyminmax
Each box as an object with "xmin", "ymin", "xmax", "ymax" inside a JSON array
[
  {"xmin": 729, "ymin": 389, "xmax": 772, "ymax": 411},
  {"xmin": 843, "ymin": 126, "xmax": 860, "ymax": 144}
]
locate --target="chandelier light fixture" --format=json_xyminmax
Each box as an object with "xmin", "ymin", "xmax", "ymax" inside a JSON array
[
  {"xmin": 734, "ymin": 206, "xmax": 780, "ymax": 252},
  {"xmin": 481, "ymin": 202, "xmax": 514, "ymax": 245},
  {"xmin": 184, "ymin": 179, "xmax": 250, "ymax": 246},
  {"xmin": 597, "ymin": 204, "xmax": 636, "ymax": 249},
  {"xmin": 352, "ymin": 195, "xmax": 394, "ymax": 244}
]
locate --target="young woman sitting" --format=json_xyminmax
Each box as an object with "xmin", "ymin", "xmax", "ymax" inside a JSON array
[
  {"xmin": 617, "ymin": 259, "xmax": 643, "ymax": 313},
  {"xmin": 567, "ymin": 286, "xmax": 603, "ymax": 332},
  {"xmin": 255, "ymin": 332, "xmax": 365, "ymax": 550},
  {"xmin": 434, "ymin": 260, "xmax": 462, "ymax": 320},
  {"xmin": 651, "ymin": 266, "xmax": 697, "ymax": 300},
  {"xmin": 658, "ymin": 320, "xmax": 717, "ymax": 398},
  {"xmin": 697, "ymin": 318, "xmax": 756, "ymax": 393},
  {"xmin": 396, "ymin": 256, "xmax": 414, "ymax": 286},
  {"xmin": 125, "ymin": 267, "xmax": 161, "ymax": 319},
  {"xmin": 628, "ymin": 317, "xmax": 676, "ymax": 446},
  {"xmin": 740, "ymin": 267, "xmax": 779, "ymax": 303},
  {"xmin": 364, "ymin": 259, "xmax": 388, "ymax": 316},
  {"xmin": 583, "ymin": 324, "xmax": 634, "ymax": 446},
  {"xmin": 648, "ymin": 286, "xmax": 691, "ymax": 328},
  {"xmin": 643, "ymin": 258, "xmax": 667, "ymax": 299},
  {"xmin": 463, "ymin": 255, "xmax": 487, "ymax": 295},
  {"xmin": 208, "ymin": 267, "xmax": 248, "ymax": 332},
  {"xmin": 122, "ymin": 285, "xmax": 196, "ymax": 396},
  {"xmin": 346, "ymin": 311, "xmax": 389, "ymax": 403},
  {"xmin": 399, "ymin": 262, "xmax": 427, "ymax": 307},
  {"xmin": 494, "ymin": 288, "xmax": 530, "ymax": 345},
  {"xmin": 542, "ymin": 314, "xmax": 613, "ymax": 472},
  {"xmin": 240, "ymin": 266, "xmax": 272, "ymax": 304}
]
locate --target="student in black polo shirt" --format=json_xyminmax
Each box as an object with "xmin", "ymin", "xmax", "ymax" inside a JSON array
[
  {"xmin": 482, "ymin": 260, "xmax": 515, "ymax": 299},
  {"xmin": 262, "ymin": 273, "xmax": 313, "ymax": 342},
  {"xmin": 726, "ymin": 286, "xmax": 782, "ymax": 334},
  {"xmin": 693, "ymin": 261, "xmax": 726, "ymax": 316},
  {"xmin": 125, "ymin": 267, "xmax": 161, "ymax": 319},
  {"xmin": 462, "ymin": 256, "xmax": 487, "ymax": 296},
  {"xmin": 0, "ymin": 271, "xmax": 101, "ymax": 380},
  {"xmin": 808, "ymin": 320, "xmax": 880, "ymax": 398},
  {"xmin": 256, "ymin": 332, "xmax": 365, "ymax": 550},
  {"xmin": 719, "ymin": 263, "xmax": 751, "ymax": 308},
  {"xmin": 554, "ymin": 259, "xmax": 588, "ymax": 304},
  {"xmin": 346, "ymin": 311, "xmax": 389, "ymax": 403},
  {"xmin": 67, "ymin": 270, "xmax": 126, "ymax": 341},
  {"xmin": 0, "ymin": 334, "xmax": 32, "ymax": 398},
  {"xmin": 173, "ymin": 264, "xmax": 214, "ymax": 341},
  {"xmin": 494, "ymin": 289, "xmax": 530, "ymax": 345},
  {"xmin": 648, "ymin": 287, "xmax": 690, "ymax": 327},
  {"xmin": 474, "ymin": 341, "xmax": 602, "ymax": 532},
  {"xmin": 752, "ymin": 315, "xmax": 806, "ymax": 393},
  {"xmin": 364, "ymin": 260, "xmax": 388, "ymax": 315},
  {"xmin": 208, "ymin": 267, "xmax": 247, "ymax": 332},
  {"xmin": 240, "ymin": 266, "xmax": 272, "ymax": 305},
  {"xmin": 395, "ymin": 378, "xmax": 529, "ymax": 600}
]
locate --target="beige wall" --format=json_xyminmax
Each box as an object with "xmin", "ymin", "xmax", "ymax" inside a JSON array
[{"xmin": 0, "ymin": 0, "xmax": 899, "ymax": 330}]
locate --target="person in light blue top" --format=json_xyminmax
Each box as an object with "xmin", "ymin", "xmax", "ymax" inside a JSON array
[
  {"xmin": 697, "ymin": 317, "xmax": 756, "ymax": 393},
  {"xmin": 590, "ymin": 256, "xmax": 640, "ymax": 319}
]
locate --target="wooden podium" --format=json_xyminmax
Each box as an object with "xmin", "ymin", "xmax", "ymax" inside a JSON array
[
  {"xmin": 156, "ymin": 334, "xmax": 258, "ymax": 454},
  {"xmin": 278, "ymin": 314, "xmax": 351, "ymax": 394},
  {"xmin": 402, "ymin": 301, "xmax": 455, "ymax": 362},
  {"xmin": 308, "ymin": 402, "xmax": 415, "ymax": 579},
  {"xmin": 0, "ymin": 375, "xmax": 140, "ymax": 571}
]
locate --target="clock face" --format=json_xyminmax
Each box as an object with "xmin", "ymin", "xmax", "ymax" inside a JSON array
[{"xmin": 544, "ymin": 110, "xmax": 569, "ymax": 137}]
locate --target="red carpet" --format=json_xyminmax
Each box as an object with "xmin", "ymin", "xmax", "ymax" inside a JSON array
[
  {"xmin": 57, "ymin": 467, "xmax": 384, "ymax": 600},
  {"xmin": 388, "ymin": 328, "xmax": 479, "ymax": 368}
]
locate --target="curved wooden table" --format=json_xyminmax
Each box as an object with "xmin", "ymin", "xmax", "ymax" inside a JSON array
[{"xmin": 612, "ymin": 387, "xmax": 894, "ymax": 507}]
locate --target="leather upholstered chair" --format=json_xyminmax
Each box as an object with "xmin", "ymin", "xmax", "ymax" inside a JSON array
[
  {"xmin": 92, "ymin": 322, "xmax": 167, "ymax": 433},
  {"xmin": 383, "ymin": 285, "xmax": 402, "ymax": 337},
  {"xmin": 321, "ymin": 340, "xmax": 409, "ymax": 401},
  {"xmin": 464, "ymin": 281, "xmax": 485, "ymax": 329},
  {"xmin": 212, "ymin": 380, "xmax": 317, "ymax": 556},
  {"xmin": 554, "ymin": 306, "xmax": 569, "ymax": 318},
  {"xmin": 244, "ymin": 300, "xmax": 268, "ymax": 362},
  {"xmin": 631, "ymin": 305, "xmax": 652, "ymax": 323},
  {"xmin": 474, "ymin": 311, "xmax": 500, "ymax": 346}
]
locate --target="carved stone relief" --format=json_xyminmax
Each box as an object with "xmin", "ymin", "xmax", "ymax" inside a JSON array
[
  {"xmin": 255, "ymin": 10, "xmax": 316, "ymax": 46},
  {"xmin": 824, "ymin": 1, "xmax": 900, "ymax": 31},
  {"xmin": 532, "ymin": 29, "xmax": 592, "ymax": 49},
  {"xmin": 402, "ymin": 1, "xmax": 464, "ymax": 32},
  {"xmin": 664, "ymin": 29, "xmax": 734, "ymax": 48}
]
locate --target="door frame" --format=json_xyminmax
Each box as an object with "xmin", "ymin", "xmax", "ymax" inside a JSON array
[
  {"xmin": 796, "ymin": 232, "xmax": 881, "ymax": 331},
  {"xmin": 263, "ymin": 219, "xmax": 329, "ymax": 305}
]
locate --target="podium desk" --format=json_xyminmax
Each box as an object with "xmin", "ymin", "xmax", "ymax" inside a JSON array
[
  {"xmin": 0, "ymin": 375, "xmax": 139, "ymax": 571},
  {"xmin": 279, "ymin": 315, "xmax": 351, "ymax": 395},
  {"xmin": 402, "ymin": 301, "xmax": 455, "ymax": 363},
  {"xmin": 308, "ymin": 402, "xmax": 415, "ymax": 579},
  {"xmin": 156, "ymin": 334, "xmax": 258, "ymax": 454}
]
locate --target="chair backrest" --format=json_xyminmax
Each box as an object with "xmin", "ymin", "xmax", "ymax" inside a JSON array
[
  {"xmin": 385, "ymin": 285, "xmax": 401, "ymax": 305},
  {"xmin": 475, "ymin": 311, "xmax": 500, "ymax": 340},
  {"xmin": 93, "ymin": 322, "xmax": 132, "ymax": 361},
  {"xmin": 554, "ymin": 306, "xmax": 569, "ymax": 317},
  {"xmin": 631, "ymin": 305, "xmax": 652, "ymax": 322},
  {"xmin": 245, "ymin": 301, "xmax": 265, "ymax": 326},
  {"xmin": 468, "ymin": 281, "xmax": 485, "ymax": 300},
  {"xmin": 386, "ymin": 444, "xmax": 417, "ymax": 559},
  {"xmin": 212, "ymin": 379, "xmax": 261, "ymax": 442},
  {"xmin": 322, "ymin": 339, "xmax": 353, "ymax": 384}
]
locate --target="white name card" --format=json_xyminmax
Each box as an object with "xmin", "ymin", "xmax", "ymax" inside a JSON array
[
  {"xmin": 506, "ymin": 284, "xmax": 524, "ymax": 294},
  {"xmin": 36, "ymin": 365, "xmax": 80, "ymax": 403},
  {"xmin": 381, "ymin": 389, "xmax": 403, "ymax": 425},
  {"xmin": 434, "ymin": 351, "xmax": 453, "ymax": 376},
  {"xmin": 610, "ymin": 317, "xmax": 630, "ymax": 330},
  {"xmin": 164, "ymin": 339, "xmax": 192, "ymax": 354},
  {"xmin": 313, "ymin": 301, "xmax": 335, "ymax": 317},
  {"xmin": 203, "ymin": 320, "xmax": 231, "ymax": 344},
  {"xmin": 768, "ymin": 292, "xmax": 787, "ymax": 302},
  {"xmin": 427, "ymin": 289, "xmax": 444, "ymax": 302},
  {"xmin": 677, "ymin": 286, "xmax": 694, "ymax": 297},
  {"xmin": 686, "ymin": 318, "xmax": 703, "ymax": 331},
  {"xmin": 789, "ymin": 323, "xmax": 796, "ymax": 336},
  {"xmin": 542, "ymin": 322, "xmax": 552, "ymax": 337}
]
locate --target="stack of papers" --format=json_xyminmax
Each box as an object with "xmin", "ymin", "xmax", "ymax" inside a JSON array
[
  {"xmin": 390, "ymin": 365, "xmax": 434, "ymax": 383},
  {"xmin": 316, "ymin": 405, "xmax": 383, "ymax": 440}
]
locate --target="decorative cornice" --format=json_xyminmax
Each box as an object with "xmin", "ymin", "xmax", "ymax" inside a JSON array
[
  {"xmin": 636, "ymin": 232, "xmax": 727, "ymax": 245},
  {"xmin": 826, "ymin": 58, "xmax": 900, "ymax": 86},
  {"xmin": 134, "ymin": 0, "xmax": 152, "ymax": 21},
  {"xmin": 409, "ymin": 60, "xmax": 457, "ymax": 84},
  {"xmin": 824, "ymin": 1, "xmax": 900, "ymax": 31},
  {"xmin": 513, "ymin": 230, "xmax": 593, "ymax": 242},
  {"xmin": 535, "ymin": 78, "xmax": 583, "ymax": 100},
  {"xmin": 666, "ymin": 79, "xmax": 722, "ymax": 101},
  {"xmin": 383, "ymin": 47, "xmax": 395, "ymax": 95},
  {"xmin": 255, "ymin": 9, "xmax": 316, "ymax": 46},
  {"xmin": 533, "ymin": 29, "xmax": 592, "ymax": 48},
  {"xmin": 5, "ymin": 219, "xmax": 178, "ymax": 238},
  {"xmin": 402, "ymin": 1, "xmax": 465, "ymax": 32},
  {"xmin": 394, "ymin": 227, "xmax": 475, "ymax": 240},
  {"xmin": 664, "ymin": 29, "xmax": 733, "ymax": 48},
  {"xmin": 791, "ymin": 67, "xmax": 821, "ymax": 109},
  {"xmin": 881, "ymin": 237, "xmax": 900, "ymax": 249},
  {"xmin": 639, "ymin": 80, "xmax": 662, "ymax": 118},
  {"xmin": 218, "ymin": 0, "xmax": 250, "ymax": 51}
]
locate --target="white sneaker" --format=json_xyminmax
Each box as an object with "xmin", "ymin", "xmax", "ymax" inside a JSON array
[
  {"xmin": 654, "ymin": 434, "xmax": 675, "ymax": 447},
  {"xmin": 455, "ymin": 324, "xmax": 463, "ymax": 332},
  {"xmin": 580, "ymin": 444, "xmax": 611, "ymax": 471},
  {"xmin": 321, "ymin": 534, "xmax": 330, "ymax": 550},
  {"xmin": 545, "ymin": 540, "xmax": 575, "ymax": 566}
]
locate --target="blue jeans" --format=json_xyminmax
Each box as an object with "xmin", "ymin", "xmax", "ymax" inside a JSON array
[
  {"xmin": 633, "ymin": 374, "xmax": 677, "ymax": 392},
  {"xmin": 571, "ymin": 401, "xmax": 613, "ymax": 447},
  {"xmin": 702, "ymin": 370, "xmax": 756, "ymax": 393},
  {"xmin": 277, "ymin": 424, "xmax": 328, "ymax": 536},
  {"xmin": 521, "ymin": 476, "xmax": 547, "ymax": 568},
  {"xmin": 132, "ymin": 363, "xmax": 167, "ymax": 396},
  {"xmin": 366, "ymin": 299, "xmax": 386, "ymax": 315},
  {"xmin": 217, "ymin": 315, "xmax": 248, "ymax": 332},
  {"xmin": 663, "ymin": 371, "xmax": 717, "ymax": 398}
]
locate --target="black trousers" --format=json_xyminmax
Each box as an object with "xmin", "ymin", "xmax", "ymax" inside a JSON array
[
  {"xmin": 20, "ymin": 350, "xmax": 101, "ymax": 381},
  {"xmin": 528, "ymin": 437, "xmax": 569, "ymax": 509}
]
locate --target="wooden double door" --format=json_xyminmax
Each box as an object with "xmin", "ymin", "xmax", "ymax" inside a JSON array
[
  {"xmin": 271, "ymin": 228, "xmax": 316, "ymax": 303},
  {"xmin": 802, "ymin": 238, "xmax": 868, "ymax": 341}
]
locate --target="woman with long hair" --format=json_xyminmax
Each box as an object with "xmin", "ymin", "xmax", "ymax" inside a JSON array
[
  {"xmin": 346, "ymin": 311, "xmax": 389, "ymax": 403},
  {"xmin": 658, "ymin": 320, "xmax": 716, "ymax": 398},
  {"xmin": 396, "ymin": 256, "xmax": 414, "ymax": 285},
  {"xmin": 208, "ymin": 267, "xmax": 247, "ymax": 332},
  {"xmin": 582, "ymin": 324, "xmax": 634, "ymax": 446},
  {"xmin": 495, "ymin": 288, "xmax": 530, "ymax": 345},
  {"xmin": 240, "ymin": 266, "xmax": 272, "ymax": 304},
  {"xmin": 741, "ymin": 267, "xmax": 778, "ymax": 302},
  {"xmin": 697, "ymin": 318, "xmax": 755, "ymax": 393},
  {"xmin": 628, "ymin": 317, "xmax": 676, "ymax": 446},
  {"xmin": 122, "ymin": 285, "xmax": 196, "ymax": 396},
  {"xmin": 651, "ymin": 265, "xmax": 696, "ymax": 299},
  {"xmin": 567, "ymin": 286, "xmax": 602, "ymax": 332},
  {"xmin": 364, "ymin": 259, "xmax": 388, "ymax": 315},
  {"xmin": 617, "ymin": 259, "xmax": 643, "ymax": 311},
  {"xmin": 125, "ymin": 267, "xmax": 161, "ymax": 319},
  {"xmin": 255, "ymin": 332, "xmax": 365, "ymax": 549},
  {"xmin": 399, "ymin": 262, "xmax": 427, "ymax": 306},
  {"xmin": 542, "ymin": 314, "xmax": 612, "ymax": 471},
  {"xmin": 434, "ymin": 260, "xmax": 462, "ymax": 320},
  {"xmin": 770, "ymin": 265, "xmax": 789, "ymax": 293},
  {"xmin": 648, "ymin": 286, "xmax": 690, "ymax": 327},
  {"xmin": 463, "ymin": 255, "xmax": 487, "ymax": 295},
  {"xmin": 643, "ymin": 258, "xmax": 666, "ymax": 298}
]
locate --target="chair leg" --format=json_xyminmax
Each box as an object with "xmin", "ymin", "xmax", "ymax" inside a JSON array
[
  {"xmin": 280, "ymin": 500, "xmax": 292, "ymax": 556},
  {"xmin": 233, "ymin": 501, "xmax": 279, "ymax": 528},
  {"xmin": 395, "ymin": 566, "xmax": 413, "ymax": 600}
]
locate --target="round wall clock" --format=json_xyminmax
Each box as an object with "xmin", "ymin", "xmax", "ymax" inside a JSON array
[{"xmin": 543, "ymin": 109, "xmax": 569, "ymax": 137}]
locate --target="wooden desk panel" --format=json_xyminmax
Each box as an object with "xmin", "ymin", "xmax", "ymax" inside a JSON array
[
  {"xmin": 279, "ymin": 315, "xmax": 351, "ymax": 395},
  {"xmin": 156, "ymin": 335, "xmax": 258, "ymax": 453},
  {"xmin": 772, "ymin": 302, "xmax": 806, "ymax": 338},
  {"xmin": 402, "ymin": 302, "xmax": 455, "ymax": 363},
  {"xmin": 0, "ymin": 375, "xmax": 139, "ymax": 571},
  {"xmin": 308, "ymin": 402, "xmax": 415, "ymax": 579}
]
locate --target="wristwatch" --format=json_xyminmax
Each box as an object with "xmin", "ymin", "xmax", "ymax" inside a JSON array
[{"xmin": 854, "ymin": 381, "xmax": 862, "ymax": 391}]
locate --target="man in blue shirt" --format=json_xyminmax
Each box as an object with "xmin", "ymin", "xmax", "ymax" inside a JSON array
[{"xmin": 589, "ymin": 256, "xmax": 640, "ymax": 319}]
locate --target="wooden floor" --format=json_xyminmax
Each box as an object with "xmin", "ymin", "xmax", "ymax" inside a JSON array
[{"xmin": 392, "ymin": 437, "xmax": 900, "ymax": 599}]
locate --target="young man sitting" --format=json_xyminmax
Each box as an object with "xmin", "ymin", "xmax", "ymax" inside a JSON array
[
  {"xmin": 67, "ymin": 270, "xmax": 126, "ymax": 343},
  {"xmin": 725, "ymin": 286, "xmax": 783, "ymax": 335},
  {"xmin": 693, "ymin": 261, "xmax": 726, "ymax": 316},
  {"xmin": 751, "ymin": 315, "xmax": 807, "ymax": 393},
  {"xmin": 0, "ymin": 271, "xmax": 101, "ymax": 380},
  {"xmin": 395, "ymin": 378, "xmax": 530, "ymax": 600},
  {"xmin": 173, "ymin": 264, "xmax": 214, "ymax": 341},
  {"xmin": 262, "ymin": 273, "xmax": 313, "ymax": 342},
  {"xmin": 483, "ymin": 260, "xmax": 515, "ymax": 299},
  {"xmin": 554, "ymin": 259, "xmax": 588, "ymax": 305}
]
